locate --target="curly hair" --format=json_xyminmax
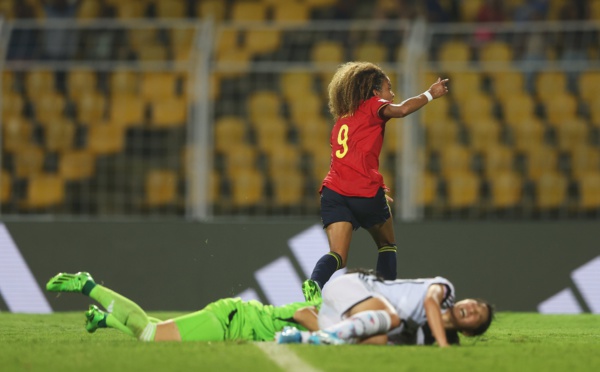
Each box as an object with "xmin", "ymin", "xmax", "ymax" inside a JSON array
[{"xmin": 327, "ymin": 61, "xmax": 389, "ymax": 120}]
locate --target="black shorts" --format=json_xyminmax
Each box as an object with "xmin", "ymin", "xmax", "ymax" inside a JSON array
[{"xmin": 320, "ymin": 186, "xmax": 391, "ymax": 231}]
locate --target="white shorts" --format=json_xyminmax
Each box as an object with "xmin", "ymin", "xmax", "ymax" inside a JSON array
[{"xmin": 318, "ymin": 273, "xmax": 374, "ymax": 329}]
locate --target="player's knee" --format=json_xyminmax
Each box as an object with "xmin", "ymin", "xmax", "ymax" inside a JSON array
[{"xmin": 388, "ymin": 312, "xmax": 400, "ymax": 328}]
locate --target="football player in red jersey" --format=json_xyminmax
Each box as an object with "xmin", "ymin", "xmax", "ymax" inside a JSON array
[{"xmin": 303, "ymin": 62, "xmax": 449, "ymax": 300}]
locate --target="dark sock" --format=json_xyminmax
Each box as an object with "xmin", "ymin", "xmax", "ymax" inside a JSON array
[
  {"xmin": 376, "ymin": 245, "xmax": 397, "ymax": 280},
  {"xmin": 310, "ymin": 252, "xmax": 342, "ymax": 288}
]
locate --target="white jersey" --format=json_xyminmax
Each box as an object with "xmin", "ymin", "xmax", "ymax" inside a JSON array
[{"xmin": 318, "ymin": 272, "xmax": 455, "ymax": 344}]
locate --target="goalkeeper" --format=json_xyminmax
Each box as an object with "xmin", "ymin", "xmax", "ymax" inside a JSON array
[{"xmin": 46, "ymin": 272, "xmax": 319, "ymax": 342}]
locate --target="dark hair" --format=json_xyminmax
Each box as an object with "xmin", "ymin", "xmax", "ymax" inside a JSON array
[
  {"xmin": 471, "ymin": 299, "xmax": 495, "ymax": 336},
  {"xmin": 423, "ymin": 325, "xmax": 461, "ymax": 346}
]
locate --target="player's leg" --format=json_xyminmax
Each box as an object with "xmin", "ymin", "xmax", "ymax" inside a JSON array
[
  {"xmin": 46, "ymin": 272, "xmax": 152, "ymax": 340},
  {"xmin": 366, "ymin": 216, "xmax": 397, "ymax": 280},
  {"xmin": 170, "ymin": 309, "xmax": 226, "ymax": 341},
  {"xmin": 85, "ymin": 304, "xmax": 135, "ymax": 337}
]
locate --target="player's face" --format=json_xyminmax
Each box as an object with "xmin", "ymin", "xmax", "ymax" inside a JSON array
[
  {"xmin": 451, "ymin": 299, "xmax": 489, "ymax": 335},
  {"xmin": 375, "ymin": 78, "xmax": 395, "ymax": 102}
]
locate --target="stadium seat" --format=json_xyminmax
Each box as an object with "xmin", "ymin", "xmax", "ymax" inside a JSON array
[
  {"xmin": 20, "ymin": 173, "xmax": 65, "ymax": 209},
  {"xmin": 223, "ymin": 144, "xmax": 258, "ymax": 176},
  {"xmin": 34, "ymin": 92, "xmax": 66, "ymax": 124},
  {"xmin": 44, "ymin": 117, "xmax": 76, "ymax": 153},
  {"xmin": 170, "ymin": 28, "xmax": 194, "ymax": 61},
  {"xmin": 13, "ymin": 145, "xmax": 45, "ymax": 178},
  {"xmin": 0, "ymin": 170, "xmax": 11, "ymax": 205},
  {"xmin": 459, "ymin": 93, "xmax": 495, "ymax": 124},
  {"xmin": 87, "ymin": 123, "xmax": 125, "ymax": 155},
  {"xmin": 109, "ymin": 94, "xmax": 146, "ymax": 128},
  {"xmin": 280, "ymin": 70, "xmax": 315, "ymax": 101},
  {"xmin": 137, "ymin": 44, "xmax": 168, "ymax": 61},
  {"xmin": 438, "ymin": 144, "xmax": 473, "ymax": 177},
  {"xmin": 265, "ymin": 144, "xmax": 302, "ymax": 177},
  {"xmin": 66, "ymin": 70, "xmax": 98, "ymax": 101},
  {"xmin": 554, "ymin": 117, "xmax": 589, "ymax": 153},
  {"xmin": 25, "ymin": 70, "xmax": 55, "ymax": 102},
  {"xmin": 252, "ymin": 116, "xmax": 289, "ymax": 155},
  {"xmin": 445, "ymin": 170, "xmax": 481, "ymax": 209},
  {"xmin": 144, "ymin": 169, "xmax": 178, "ymax": 207},
  {"xmin": 479, "ymin": 41, "xmax": 513, "ymax": 70},
  {"xmin": 481, "ymin": 144, "xmax": 515, "ymax": 178},
  {"xmin": 489, "ymin": 70, "xmax": 525, "ymax": 103},
  {"xmin": 114, "ymin": 1, "xmax": 147, "ymax": 19},
  {"xmin": 248, "ymin": 90, "xmax": 283, "ymax": 122},
  {"xmin": 524, "ymin": 145, "xmax": 559, "ymax": 181},
  {"xmin": 447, "ymin": 72, "xmax": 482, "ymax": 105},
  {"xmin": 155, "ymin": 0, "xmax": 186, "ymax": 18},
  {"xmin": 467, "ymin": 117, "xmax": 502, "ymax": 152},
  {"xmin": 423, "ymin": 118, "xmax": 459, "ymax": 152},
  {"xmin": 420, "ymin": 96, "xmax": 450, "ymax": 126},
  {"xmin": 310, "ymin": 154, "xmax": 331, "ymax": 183},
  {"xmin": 272, "ymin": 1, "xmax": 310, "ymax": 23},
  {"xmin": 140, "ymin": 73, "xmax": 177, "ymax": 103},
  {"xmin": 311, "ymin": 41, "xmax": 345, "ymax": 65},
  {"xmin": 77, "ymin": 0, "xmax": 101, "ymax": 19},
  {"xmin": 535, "ymin": 71, "xmax": 567, "ymax": 103},
  {"xmin": 508, "ymin": 116, "xmax": 545, "ymax": 153},
  {"xmin": 150, "ymin": 97, "xmax": 187, "ymax": 127},
  {"xmin": 500, "ymin": 92, "xmax": 537, "ymax": 125},
  {"xmin": 578, "ymin": 171, "xmax": 600, "ymax": 210},
  {"xmin": 288, "ymin": 92, "xmax": 322, "ymax": 123},
  {"xmin": 231, "ymin": 1, "xmax": 267, "ymax": 22},
  {"xmin": 270, "ymin": 168, "xmax": 305, "ymax": 207},
  {"xmin": 417, "ymin": 171, "xmax": 438, "ymax": 207},
  {"xmin": 110, "ymin": 71, "xmax": 139, "ymax": 95},
  {"xmin": 570, "ymin": 145, "xmax": 600, "ymax": 180},
  {"xmin": 576, "ymin": 71, "xmax": 600, "ymax": 104},
  {"xmin": 76, "ymin": 91, "xmax": 107, "ymax": 124},
  {"xmin": 437, "ymin": 40, "xmax": 471, "ymax": 70},
  {"xmin": 488, "ymin": 170, "xmax": 523, "ymax": 209},
  {"xmin": 534, "ymin": 171, "xmax": 568, "ymax": 210},
  {"xmin": 3, "ymin": 116, "xmax": 33, "ymax": 153},
  {"xmin": 229, "ymin": 168, "xmax": 265, "ymax": 208},
  {"xmin": 244, "ymin": 29, "xmax": 282, "ymax": 56},
  {"xmin": 1, "ymin": 92, "xmax": 25, "ymax": 121},
  {"xmin": 458, "ymin": 0, "xmax": 483, "ymax": 22},
  {"xmin": 353, "ymin": 42, "xmax": 387, "ymax": 64},
  {"xmin": 382, "ymin": 120, "xmax": 404, "ymax": 156},
  {"xmin": 58, "ymin": 150, "xmax": 96, "ymax": 181},
  {"xmin": 214, "ymin": 116, "xmax": 248, "ymax": 154},
  {"xmin": 2, "ymin": 70, "xmax": 14, "ymax": 92},
  {"xmin": 543, "ymin": 92, "xmax": 579, "ymax": 127},
  {"xmin": 197, "ymin": 0, "xmax": 226, "ymax": 21}
]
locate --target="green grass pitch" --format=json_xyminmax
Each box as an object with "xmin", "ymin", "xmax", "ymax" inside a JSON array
[{"xmin": 1, "ymin": 312, "xmax": 598, "ymax": 372}]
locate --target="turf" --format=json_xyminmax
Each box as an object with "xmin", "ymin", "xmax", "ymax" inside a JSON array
[{"xmin": 0, "ymin": 312, "xmax": 598, "ymax": 372}]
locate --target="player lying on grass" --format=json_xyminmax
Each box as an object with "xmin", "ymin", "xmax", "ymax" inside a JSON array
[
  {"xmin": 46, "ymin": 272, "xmax": 319, "ymax": 342},
  {"xmin": 288, "ymin": 269, "xmax": 493, "ymax": 347}
]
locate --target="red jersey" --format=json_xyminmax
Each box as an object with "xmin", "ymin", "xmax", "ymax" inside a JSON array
[{"xmin": 321, "ymin": 96, "xmax": 391, "ymax": 197}]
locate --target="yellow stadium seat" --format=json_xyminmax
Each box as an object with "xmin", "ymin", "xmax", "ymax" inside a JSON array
[
  {"xmin": 423, "ymin": 118, "xmax": 459, "ymax": 151},
  {"xmin": 231, "ymin": 2, "xmax": 267, "ymax": 21},
  {"xmin": 110, "ymin": 71, "xmax": 139, "ymax": 95},
  {"xmin": 297, "ymin": 117, "xmax": 331, "ymax": 157},
  {"xmin": 500, "ymin": 92, "xmax": 537, "ymax": 125},
  {"xmin": 59, "ymin": 150, "xmax": 96, "ymax": 181},
  {"xmin": 577, "ymin": 71, "xmax": 600, "ymax": 104},
  {"xmin": 524, "ymin": 144, "xmax": 558, "ymax": 181},
  {"xmin": 155, "ymin": 0, "xmax": 186, "ymax": 18},
  {"xmin": 2, "ymin": 71, "xmax": 14, "ymax": 92},
  {"xmin": 140, "ymin": 73, "xmax": 177, "ymax": 103},
  {"xmin": 252, "ymin": 116, "xmax": 289, "ymax": 155},
  {"xmin": 214, "ymin": 116, "xmax": 248, "ymax": 154},
  {"xmin": 87, "ymin": 123, "xmax": 125, "ymax": 155},
  {"xmin": 137, "ymin": 44, "xmax": 168, "ymax": 61},
  {"xmin": 447, "ymin": 71, "xmax": 482, "ymax": 104},
  {"xmin": 248, "ymin": 91, "xmax": 283, "ymax": 122},
  {"xmin": 535, "ymin": 170, "xmax": 568, "ymax": 210},
  {"xmin": 77, "ymin": 0, "xmax": 101, "ymax": 19},
  {"xmin": 20, "ymin": 173, "xmax": 65, "ymax": 209},
  {"xmin": 25, "ymin": 70, "xmax": 55, "ymax": 101},
  {"xmin": 481, "ymin": 145, "xmax": 514, "ymax": 178},
  {"xmin": 554, "ymin": 117, "xmax": 589, "ymax": 153},
  {"xmin": 109, "ymin": 94, "xmax": 146, "ymax": 128},
  {"xmin": 197, "ymin": 0, "xmax": 226, "ymax": 21},
  {"xmin": 311, "ymin": 41, "xmax": 344, "ymax": 65},
  {"xmin": 66, "ymin": 70, "xmax": 97, "ymax": 101},
  {"xmin": 230, "ymin": 168, "xmax": 265, "ymax": 208},
  {"xmin": 114, "ymin": 1, "xmax": 147, "ymax": 19},
  {"xmin": 265, "ymin": 144, "xmax": 302, "ymax": 177},
  {"xmin": 479, "ymin": 41, "xmax": 513, "ymax": 70},
  {"xmin": 458, "ymin": 0, "xmax": 483, "ymax": 22},
  {"xmin": 244, "ymin": 29, "xmax": 281, "ymax": 55},
  {"xmin": 438, "ymin": 144, "xmax": 472, "ymax": 177},
  {"xmin": 3, "ymin": 116, "xmax": 33, "ymax": 153},
  {"xmin": 1, "ymin": 170, "xmax": 11, "ymax": 204},
  {"xmin": 289, "ymin": 93, "xmax": 322, "ymax": 123},
  {"xmin": 150, "ymin": 97, "xmax": 187, "ymax": 127},
  {"xmin": 459, "ymin": 93, "xmax": 495, "ymax": 125},
  {"xmin": 281, "ymin": 70, "xmax": 315, "ymax": 101},
  {"xmin": 144, "ymin": 169, "xmax": 178, "ymax": 207},
  {"xmin": 468, "ymin": 117, "xmax": 502, "ymax": 152},
  {"xmin": 488, "ymin": 170, "xmax": 523, "ymax": 209},
  {"xmin": 570, "ymin": 145, "xmax": 600, "ymax": 180},
  {"xmin": 44, "ymin": 117, "xmax": 76, "ymax": 153},
  {"xmin": 76, "ymin": 91, "xmax": 106, "ymax": 124},
  {"xmin": 420, "ymin": 96, "xmax": 450, "ymax": 126},
  {"xmin": 223, "ymin": 144, "xmax": 258, "ymax": 175},
  {"xmin": 34, "ymin": 92, "xmax": 66, "ymax": 124},
  {"xmin": 271, "ymin": 169, "xmax": 305, "ymax": 207},
  {"xmin": 445, "ymin": 170, "xmax": 480, "ymax": 209},
  {"xmin": 2, "ymin": 92, "xmax": 25, "ymax": 120},
  {"xmin": 509, "ymin": 116, "xmax": 545, "ymax": 153},
  {"xmin": 438, "ymin": 40, "xmax": 471, "ymax": 70},
  {"xmin": 272, "ymin": 1, "xmax": 309, "ymax": 23},
  {"xmin": 490, "ymin": 70, "xmax": 525, "ymax": 103},
  {"xmin": 578, "ymin": 171, "xmax": 600, "ymax": 210},
  {"xmin": 417, "ymin": 171, "xmax": 438, "ymax": 207},
  {"xmin": 353, "ymin": 43, "xmax": 387, "ymax": 64},
  {"xmin": 13, "ymin": 145, "xmax": 44, "ymax": 178},
  {"xmin": 170, "ymin": 28, "xmax": 194, "ymax": 61},
  {"xmin": 310, "ymin": 153, "xmax": 331, "ymax": 183},
  {"xmin": 543, "ymin": 93, "xmax": 578, "ymax": 128},
  {"xmin": 535, "ymin": 71, "xmax": 567, "ymax": 103}
]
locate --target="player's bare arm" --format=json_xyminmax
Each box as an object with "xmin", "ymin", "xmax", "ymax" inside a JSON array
[
  {"xmin": 424, "ymin": 284, "xmax": 450, "ymax": 348},
  {"xmin": 380, "ymin": 77, "xmax": 449, "ymax": 119},
  {"xmin": 293, "ymin": 306, "xmax": 319, "ymax": 331}
]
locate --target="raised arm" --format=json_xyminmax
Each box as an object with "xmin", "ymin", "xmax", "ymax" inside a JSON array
[
  {"xmin": 380, "ymin": 77, "xmax": 449, "ymax": 119},
  {"xmin": 424, "ymin": 284, "xmax": 450, "ymax": 347}
]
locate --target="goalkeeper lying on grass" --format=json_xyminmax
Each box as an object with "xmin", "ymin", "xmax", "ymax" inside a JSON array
[{"xmin": 46, "ymin": 272, "xmax": 319, "ymax": 342}]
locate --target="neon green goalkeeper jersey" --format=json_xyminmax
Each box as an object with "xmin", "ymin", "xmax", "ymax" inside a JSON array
[{"xmin": 172, "ymin": 298, "xmax": 314, "ymax": 342}]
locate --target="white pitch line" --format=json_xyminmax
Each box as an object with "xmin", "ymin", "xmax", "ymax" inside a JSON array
[{"xmin": 255, "ymin": 342, "xmax": 322, "ymax": 372}]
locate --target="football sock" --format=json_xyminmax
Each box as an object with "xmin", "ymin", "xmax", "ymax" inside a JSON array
[
  {"xmin": 310, "ymin": 252, "xmax": 342, "ymax": 289},
  {"xmin": 376, "ymin": 244, "xmax": 397, "ymax": 280},
  {"xmin": 88, "ymin": 285, "xmax": 151, "ymax": 340},
  {"xmin": 323, "ymin": 310, "xmax": 392, "ymax": 340}
]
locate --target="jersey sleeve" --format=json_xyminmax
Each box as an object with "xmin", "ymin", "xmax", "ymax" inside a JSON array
[{"xmin": 366, "ymin": 97, "xmax": 391, "ymax": 119}]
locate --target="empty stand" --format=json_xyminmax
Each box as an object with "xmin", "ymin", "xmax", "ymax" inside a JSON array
[
  {"xmin": 20, "ymin": 173, "xmax": 65, "ymax": 209},
  {"xmin": 144, "ymin": 169, "xmax": 178, "ymax": 207}
]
